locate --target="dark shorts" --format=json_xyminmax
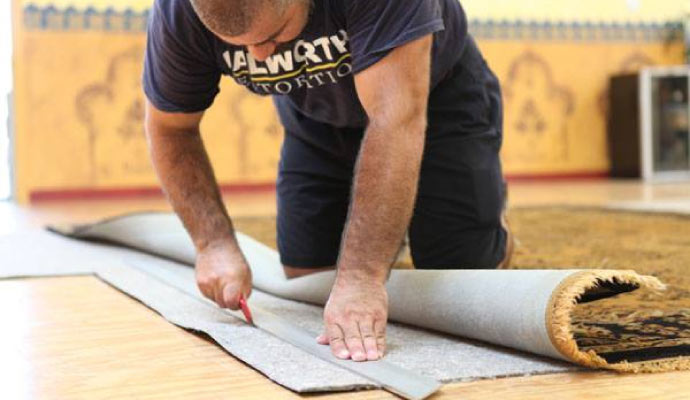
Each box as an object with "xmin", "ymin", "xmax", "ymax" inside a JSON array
[{"xmin": 277, "ymin": 45, "xmax": 507, "ymax": 269}]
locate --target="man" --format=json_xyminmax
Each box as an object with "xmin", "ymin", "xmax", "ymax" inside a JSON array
[{"xmin": 143, "ymin": 0, "xmax": 512, "ymax": 363}]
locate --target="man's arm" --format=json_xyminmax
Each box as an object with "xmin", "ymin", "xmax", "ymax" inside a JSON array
[
  {"xmin": 319, "ymin": 36, "xmax": 432, "ymax": 361},
  {"xmin": 145, "ymin": 101, "xmax": 252, "ymax": 309}
]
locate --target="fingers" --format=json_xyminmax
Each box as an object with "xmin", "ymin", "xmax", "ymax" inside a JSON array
[
  {"xmin": 195, "ymin": 242, "xmax": 252, "ymax": 310},
  {"xmin": 196, "ymin": 272, "xmax": 223, "ymax": 306},
  {"xmin": 326, "ymin": 323, "xmax": 349, "ymax": 360},
  {"xmin": 197, "ymin": 277, "xmax": 242, "ymax": 310},
  {"xmin": 198, "ymin": 281, "xmax": 213, "ymax": 302},
  {"xmin": 214, "ymin": 285, "xmax": 227, "ymax": 308},
  {"xmin": 342, "ymin": 320, "xmax": 368, "ymax": 362},
  {"xmin": 359, "ymin": 318, "xmax": 380, "ymax": 361},
  {"xmin": 222, "ymin": 271, "xmax": 253, "ymax": 310},
  {"xmin": 202, "ymin": 276, "xmax": 222, "ymax": 307},
  {"xmin": 318, "ymin": 280, "xmax": 388, "ymax": 362},
  {"xmin": 374, "ymin": 319, "xmax": 386, "ymax": 358},
  {"xmin": 242, "ymin": 273, "xmax": 253, "ymax": 300},
  {"xmin": 196, "ymin": 265, "xmax": 252, "ymax": 310},
  {"xmin": 316, "ymin": 333, "xmax": 329, "ymax": 345},
  {"xmin": 322, "ymin": 320, "xmax": 382, "ymax": 361},
  {"xmin": 222, "ymin": 283, "xmax": 241, "ymax": 310}
]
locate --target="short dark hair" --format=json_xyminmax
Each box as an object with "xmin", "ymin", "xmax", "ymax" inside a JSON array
[{"xmin": 190, "ymin": 0, "xmax": 289, "ymax": 37}]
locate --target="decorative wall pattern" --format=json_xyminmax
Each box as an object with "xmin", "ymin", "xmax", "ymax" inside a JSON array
[
  {"xmin": 12, "ymin": 2, "xmax": 687, "ymax": 201},
  {"xmin": 22, "ymin": 5, "xmax": 149, "ymax": 31},
  {"xmin": 75, "ymin": 46, "xmax": 149, "ymax": 183},
  {"xmin": 21, "ymin": 4, "xmax": 685, "ymax": 42},
  {"xmin": 502, "ymin": 51, "xmax": 575, "ymax": 164},
  {"xmin": 469, "ymin": 20, "xmax": 683, "ymax": 42}
]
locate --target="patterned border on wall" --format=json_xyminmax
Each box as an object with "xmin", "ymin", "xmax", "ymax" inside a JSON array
[
  {"xmin": 22, "ymin": 4, "xmax": 684, "ymax": 42},
  {"xmin": 23, "ymin": 5, "xmax": 150, "ymax": 32},
  {"xmin": 468, "ymin": 19, "xmax": 683, "ymax": 42}
]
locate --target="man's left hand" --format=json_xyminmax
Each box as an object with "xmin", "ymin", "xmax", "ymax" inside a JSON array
[{"xmin": 317, "ymin": 278, "xmax": 388, "ymax": 361}]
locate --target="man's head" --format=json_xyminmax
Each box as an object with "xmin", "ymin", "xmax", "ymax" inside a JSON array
[{"xmin": 190, "ymin": 0, "xmax": 311, "ymax": 61}]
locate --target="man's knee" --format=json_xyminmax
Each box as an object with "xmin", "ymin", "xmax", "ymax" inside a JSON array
[
  {"xmin": 409, "ymin": 222, "xmax": 509, "ymax": 269},
  {"xmin": 496, "ymin": 211, "xmax": 514, "ymax": 269}
]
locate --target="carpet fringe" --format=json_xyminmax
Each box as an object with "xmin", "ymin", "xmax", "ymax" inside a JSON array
[{"xmin": 545, "ymin": 270, "xmax": 690, "ymax": 372}]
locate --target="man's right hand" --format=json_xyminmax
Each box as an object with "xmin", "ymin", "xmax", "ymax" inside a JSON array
[{"xmin": 195, "ymin": 240, "xmax": 253, "ymax": 310}]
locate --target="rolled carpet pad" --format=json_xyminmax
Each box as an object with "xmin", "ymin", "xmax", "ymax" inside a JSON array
[
  {"xmin": 0, "ymin": 230, "xmax": 578, "ymax": 394},
  {"xmin": 49, "ymin": 212, "xmax": 690, "ymax": 373}
]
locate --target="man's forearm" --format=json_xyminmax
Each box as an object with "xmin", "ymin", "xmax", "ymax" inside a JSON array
[
  {"xmin": 337, "ymin": 119, "xmax": 426, "ymax": 283},
  {"xmin": 148, "ymin": 129, "xmax": 236, "ymax": 251}
]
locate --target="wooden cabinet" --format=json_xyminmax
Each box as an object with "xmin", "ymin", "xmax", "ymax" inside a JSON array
[{"xmin": 608, "ymin": 67, "xmax": 690, "ymax": 181}]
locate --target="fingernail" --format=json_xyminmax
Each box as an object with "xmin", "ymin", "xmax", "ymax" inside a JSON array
[
  {"xmin": 367, "ymin": 350, "xmax": 379, "ymax": 360},
  {"xmin": 339, "ymin": 349, "xmax": 350, "ymax": 359},
  {"xmin": 353, "ymin": 351, "xmax": 366, "ymax": 361}
]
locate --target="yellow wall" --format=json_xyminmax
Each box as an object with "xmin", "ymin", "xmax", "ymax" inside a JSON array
[
  {"xmin": 13, "ymin": 32, "xmax": 282, "ymax": 191},
  {"xmin": 464, "ymin": 0, "xmax": 690, "ymax": 22},
  {"xmin": 484, "ymin": 41, "xmax": 683, "ymax": 174},
  {"xmin": 12, "ymin": 0, "xmax": 688, "ymax": 202}
]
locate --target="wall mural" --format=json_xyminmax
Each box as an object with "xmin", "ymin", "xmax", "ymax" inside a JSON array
[
  {"xmin": 73, "ymin": 46, "xmax": 285, "ymax": 186},
  {"xmin": 502, "ymin": 51, "xmax": 575, "ymax": 165},
  {"xmin": 227, "ymin": 90, "xmax": 282, "ymax": 178},
  {"xmin": 75, "ymin": 46, "xmax": 149, "ymax": 184}
]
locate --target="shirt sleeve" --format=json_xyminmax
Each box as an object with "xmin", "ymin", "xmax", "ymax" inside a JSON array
[
  {"xmin": 344, "ymin": 0, "xmax": 445, "ymax": 74},
  {"xmin": 143, "ymin": 0, "xmax": 221, "ymax": 113}
]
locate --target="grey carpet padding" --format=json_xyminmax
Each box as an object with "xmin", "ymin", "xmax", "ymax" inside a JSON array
[
  {"xmin": 1, "ymin": 211, "xmax": 684, "ymax": 394},
  {"xmin": 0, "ymin": 227, "xmax": 577, "ymax": 392},
  {"xmin": 51, "ymin": 212, "xmax": 674, "ymax": 371}
]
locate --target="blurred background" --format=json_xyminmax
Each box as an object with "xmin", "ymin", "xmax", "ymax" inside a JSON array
[
  {"xmin": 2, "ymin": 0, "xmax": 690, "ymax": 203},
  {"xmin": 1, "ymin": 1, "xmax": 11, "ymax": 200}
]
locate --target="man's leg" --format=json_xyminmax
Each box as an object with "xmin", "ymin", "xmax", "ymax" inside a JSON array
[
  {"xmin": 409, "ymin": 131, "xmax": 510, "ymax": 269},
  {"xmin": 410, "ymin": 42, "xmax": 511, "ymax": 269},
  {"xmin": 276, "ymin": 125, "xmax": 362, "ymax": 279},
  {"xmin": 496, "ymin": 185, "xmax": 514, "ymax": 269}
]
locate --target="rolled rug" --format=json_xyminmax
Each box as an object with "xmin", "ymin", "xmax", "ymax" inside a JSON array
[{"xmin": 50, "ymin": 212, "xmax": 687, "ymax": 372}]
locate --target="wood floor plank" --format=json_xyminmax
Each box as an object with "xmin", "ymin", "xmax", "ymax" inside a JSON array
[
  {"xmin": 0, "ymin": 277, "xmax": 305, "ymax": 400},
  {"xmin": 445, "ymin": 370, "xmax": 690, "ymax": 400}
]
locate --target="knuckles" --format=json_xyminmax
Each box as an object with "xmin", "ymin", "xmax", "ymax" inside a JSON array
[
  {"xmin": 324, "ymin": 309, "xmax": 387, "ymax": 325},
  {"xmin": 196, "ymin": 276, "xmax": 218, "ymax": 290}
]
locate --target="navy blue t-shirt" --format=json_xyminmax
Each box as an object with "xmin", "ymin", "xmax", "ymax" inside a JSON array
[{"xmin": 143, "ymin": 0, "xmax": 481, "ymax": 134}]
